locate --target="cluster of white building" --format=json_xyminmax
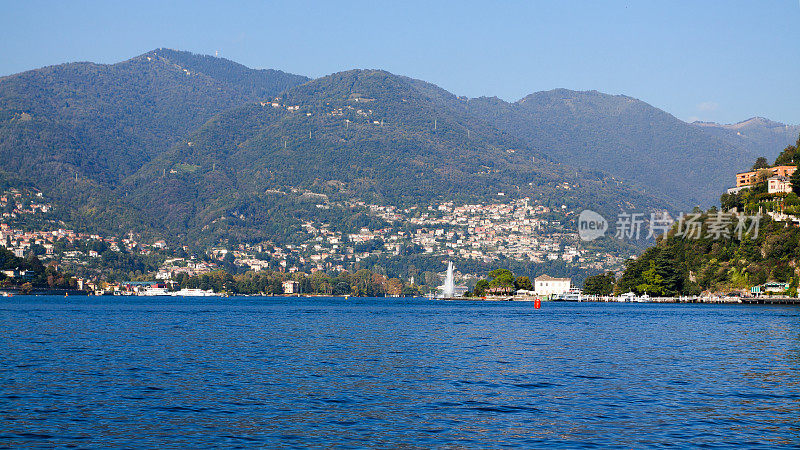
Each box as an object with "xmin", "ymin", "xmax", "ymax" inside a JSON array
[
  {"xmin": 155, "ymin": 258, "xmax": 219, "ymax": 280},
  {"xmin": 205, "ymin": 196, "xmax": 624, "ymax": 275},
  {"xmin": 366, "ymin": 198, "xmax": 614, "ymax": 267}
]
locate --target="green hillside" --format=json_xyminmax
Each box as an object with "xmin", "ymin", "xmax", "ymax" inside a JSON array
[
  {"xmin": 0, "ymin": 49, "xmax": 784, "ymax": 247},
  {"xmin": 612, "ymin": 138, "xmax": 800, "ymax": 296},
  {"xmin": 466, "ymin": 89, "xmax": 758, "ymax": 209},
  {"xmin": 611, "ymin": 212, "xmax": 798, "ymax": 296},
  {"xmin": 124, "ymin": 69, "xmax": 664, "ymax": 244},
  {"xmin": 0, "ymin": 49, "xmax": 309, "ymax": 234}
]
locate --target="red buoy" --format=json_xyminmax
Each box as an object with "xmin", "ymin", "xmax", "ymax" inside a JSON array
[{"xmin": 534, "ymin": 298, "xmax": 541, "ymax": 309}]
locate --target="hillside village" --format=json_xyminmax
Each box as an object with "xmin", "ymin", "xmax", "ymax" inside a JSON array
[
  {"xmin": 15, "ymin": 137, "xmax": 800, "ymax": 299},
  {"xmin": 0, "ymin": 183, "xmax": 627, "ymax": 295},
  {"xmin": 12, "ymin": 140, "xmax": 800, "ymax": 299},
  {"xmin": 153, "ymin": 196, "xmax": 624, "ymax": 281}
]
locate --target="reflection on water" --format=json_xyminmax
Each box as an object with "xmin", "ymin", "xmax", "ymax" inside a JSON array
[{"xmin": 1, "ymin": 297, "xmax": 799, "ymax": 447}]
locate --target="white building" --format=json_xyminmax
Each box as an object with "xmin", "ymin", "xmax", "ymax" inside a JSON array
[
  {"xmin": 282, "ymin": 280, "xmax": 300, "ymax": 294},
  {"xmin": 768, "ymin": 176, "xmax": 792, "ymax": 194},
  {"xmin": 535, "ymin": 274, "xmax": 571, "ymax": 297}
]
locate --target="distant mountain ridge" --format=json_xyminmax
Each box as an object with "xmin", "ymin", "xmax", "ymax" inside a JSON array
[
  {"xmin": 694, "ymin": 116, "xmax": 792, "ymax": 131},
  {"xmin": 0, "ymin": 48, "xmax": 796, "ymax": 243},
  {"xmin": 692, "ymin": 117, "xmax": 800, "ymax": 162},
  {"xmin": 463, "ymin": 88, "xmax": 775, "ymax": 208}
]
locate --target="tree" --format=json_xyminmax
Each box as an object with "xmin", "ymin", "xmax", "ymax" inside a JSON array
[
  {"xmin": 20, "ymin": 282, "xmax": 33, "ymax": 295},
  {"xmin": 773, "ymin": 135, "xmax": 799, "ymax": 165},
  {"xmin": 401, "ymin": 285, "xmax": 420, "ymax": 297},
  {"xmin": 386, "ymin": 278, "xmax": 403, "ymax": 297},
  {"xmin": 636, "ymin": 260, "xmax": 665, "ymax": 296},
  {"xmin": 752, "ymin": 156, "xmax": 770, "ymax": 170},
  {"xmin": 720, "ymin": 192, "xmax": 743, "ymax": 211},
  {"xmin": 755, "ymin": 168, "xmax": 772, "ymax": 184},
  {"xmin": 583, "ymin": 272, "xmax": 615, "ymax": 295},
  {"xmin": 515, "ymin": 276, "xmax": 533, "ymax": 291},
  {"xmin": 653, "ymin": 246, "xmax": 684, "ymax": 296},
  {"xmin": 752, "ymin": 169, "xmax": 773, "ymax": 194},
  {"xmin": 473, "ymin": 279, "xmax": 489, "ymax": 296},
  {"xmin": 791, "ymin": 165, "xmax": 800, "ymax": 195},
  {"xmin": 488, "ymin": 268, "xmax": 514, "ymax": 280},
  {"xmin": 786, "ymin": 192, "xmax": 800, "ymax": 204},
  {"xmin": 25, "ymin": 254, "xmax": 45, "ymax": 274},
  {"xmin": 488, "ymin": 268, "xmax": 515, "ymax": 293},
  {"xmin": 221, "ymin": 252, "xmax": 236, "ymax": 273}
]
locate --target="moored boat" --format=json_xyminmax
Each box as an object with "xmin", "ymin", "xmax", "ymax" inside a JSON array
[{"xmin": 169, "ymin": 288, "xmax": 216, "ymax": 297}]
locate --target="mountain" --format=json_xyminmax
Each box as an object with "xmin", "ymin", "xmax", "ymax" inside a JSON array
[
  {"xmin": 693, "ymin": 117, "xmax": 800, "ymax": 162},
  {"xmin": 122, "ymin": 70, "xmax": 663, "ymax": 244},
  {"xmin": 0, "ymin": 48, "xmax": 309, "ymax": 232},
  {"xmin": 0, "ymin": 49, "xmax": 792, "ymax": 245},
  {"xmin": 0, "ymin": 48, "xmax": 308, "ymax": 185},
  {"xmin": 464, "ymin": 89, "xmax": 777, "ymax": 209}
]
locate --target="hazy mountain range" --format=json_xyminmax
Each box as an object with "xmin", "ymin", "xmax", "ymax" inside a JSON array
[
  {"xmin": 0, "ymin": 48, "xmax": 796, "ymax": 243},
  {"xmin": 692, "ymin": 117, "xmax": 800, "ymax": 161}
]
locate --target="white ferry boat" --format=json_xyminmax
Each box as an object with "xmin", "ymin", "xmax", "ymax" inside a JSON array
[
  {"xmin": 618, "ymin": 292, "xmax": 650, "ymax": 302},
  {"xmin": 138, "ymin": 287, "xmax": 169, "ymax": 296},
  {"xmin": 169, "ymin": 288, "xmax": 216, "ymax": 297}
]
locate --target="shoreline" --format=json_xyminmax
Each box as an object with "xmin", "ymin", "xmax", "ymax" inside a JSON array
[
  {"xmin": 3, "ymin": 291, "xmax": 799, "ymax": 305},
  {"xmin": 458, "ymin": 295, "xmax": 800, "ymax": 305}
]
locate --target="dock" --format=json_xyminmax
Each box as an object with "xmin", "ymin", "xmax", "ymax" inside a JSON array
[
  {"xmin": 438, "ymin": 295, "xmax": 800, "ymax": 304},
  {"xmin": 741, "ymin": 297, "xmax": 800, "ymax": 305}
]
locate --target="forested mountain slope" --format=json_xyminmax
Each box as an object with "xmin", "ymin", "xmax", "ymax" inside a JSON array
[
  {"xmin": 693, "ymin": 117, "xmax": 800, "ymax": 162},
  {"xmin": 0, "ymin": 49, "xmax": 309, "ymax": 233},
  {"xmin": 0, "ymin": 49, "xmax": 790, "ymax": 244},
  {"xmin": 124, "ymin": 69, "xmax": 665, "ymax": 244},
  {"xmin": 466, "ymin": 89, "xmax": 767, "ymax": 208}
]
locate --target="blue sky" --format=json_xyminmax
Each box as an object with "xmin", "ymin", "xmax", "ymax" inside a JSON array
[{"xmin": 2, "ymin": 0, "xmax": 798, "ymax": 124}]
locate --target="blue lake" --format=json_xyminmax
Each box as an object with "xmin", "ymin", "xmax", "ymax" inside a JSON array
[{"xmin": 1, "ymin": 297, "xmax": 799, "ymax": 447}]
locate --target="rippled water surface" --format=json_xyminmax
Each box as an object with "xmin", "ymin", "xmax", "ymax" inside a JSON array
[{"xmin": 1, "ymin": 297, "xmax": 799, "ymax": 447}]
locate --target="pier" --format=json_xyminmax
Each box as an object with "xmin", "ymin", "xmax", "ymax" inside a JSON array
[{"xmin": 741, "ymin": 297, "xmax": 800, "ymax": 305}]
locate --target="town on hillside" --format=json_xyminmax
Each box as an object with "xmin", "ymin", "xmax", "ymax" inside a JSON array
[
  {"xmin": 6, "ymin": 135, "xmax": 800, "ymax": 301},
  {"xmin": 0, "ymin": 184, "xmax": 630, "ymax": 296}
]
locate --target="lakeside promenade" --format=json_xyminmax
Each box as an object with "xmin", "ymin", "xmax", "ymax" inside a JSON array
[
  {"xmin": 580, "ymin": 295, "xmax": 800, "ymax": 305},
  {"xmin": 2, "ymin": 289, "xmax": 797, "ymax": 305},
  {"xmin": 456, "ymin": 295, "xmax": 800, "ymax": 305}
]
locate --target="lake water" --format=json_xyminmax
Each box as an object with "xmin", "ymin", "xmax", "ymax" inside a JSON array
[{"xmin": 1, "ymin": 297, "xmax": 799, "ymax": 447}]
